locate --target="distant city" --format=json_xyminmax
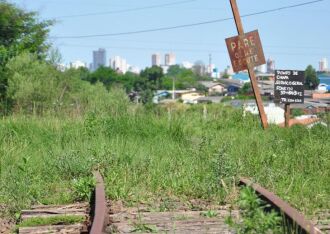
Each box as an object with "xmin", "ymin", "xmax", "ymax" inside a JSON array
[{"xmin": 58, "ymin": 48, "xmax": 329, "ymax": 81}]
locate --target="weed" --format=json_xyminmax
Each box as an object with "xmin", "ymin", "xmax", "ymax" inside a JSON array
[
  {"xmin": 132, "ymin": 223, "xmax": 158, "ymax": 233},
  {"xmin": 200, "ymin": 210, "xmax": 218, "ymax": 218},
  {"xmin": 226, "ymin": 187, "xmax": 281, "ymax": 234},
  {"xmin": 18, "ymin": 215, "xmax": 85, "ymax": 227},
  {"xmin": 72, "ymin": 177, "xmax": 95, "ymax": 201}
]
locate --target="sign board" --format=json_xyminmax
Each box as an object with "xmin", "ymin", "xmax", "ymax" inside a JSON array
[
  {"xmin": 274, "ymin": 70, "xmax": 305, "ymax": 103},
  {"xmin": 225, "ymin": 30, "xmax": 266, "ymax": 73}
]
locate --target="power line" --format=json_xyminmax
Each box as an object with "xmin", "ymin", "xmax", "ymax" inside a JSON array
[
  {"xmin": 54, "ymin": 0, "xmax": 198, "ymax": 19},
  {"xmin": 51, "ymin": 0, "xmax": 324, "ymax": 39}
]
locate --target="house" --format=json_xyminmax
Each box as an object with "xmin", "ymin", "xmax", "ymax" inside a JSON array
[
  {"xmin": 227, "ymin": 85, "xmax": 240, "ymax": 94},
  {"xmin": 181, "ymin": 92, "xmax": 205, "ymax": 104},
  {"xmin": 199, "ymin": 81, "xmax": 226, "ymax": 95}
]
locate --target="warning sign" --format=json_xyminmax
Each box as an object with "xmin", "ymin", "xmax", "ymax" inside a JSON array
[
  {"xmin": 225, "ymin": 30, "xmax": 266, "ymax": 73},
  {"xmin": 226, "ymin": 30, "xmax": 266, "ymax": 72}
]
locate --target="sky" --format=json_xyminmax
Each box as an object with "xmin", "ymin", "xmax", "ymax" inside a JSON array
[{"xmin": 10, "ymin": 0, "xmax": 330, "ymax": 71}]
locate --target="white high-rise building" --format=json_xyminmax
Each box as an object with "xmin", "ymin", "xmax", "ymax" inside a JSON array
[
  {"xmin": 319, "ymin": 58, "xmax": 328, "ymax": 72},
  {"xmin": 256, "ymin": 64, "xmax": 267, "ymax": 73},
  {"xmin": 152, "ymin": 53, "xmax": 161, "ymax": 66},
  {"xmin": 70, "ymin": 60, "xmax": 87, "ymax": 69},
  {"xmin": 110, "ymin": 56, "xmax": 128, "ymax": 74},
  {"xmin": 181, "ymin": 61, "xmax": 193, "ymax": 69},
  {"xmin": 165, "ymin": 53, "xmax": 176, "ymax": 66},
  {"xmin": 267, "ymin": 58, "xmax": 275, "ymax": 73},
  {"xmin": 93, "ymin": 48, "xmax": 106, "ymax": 71}
]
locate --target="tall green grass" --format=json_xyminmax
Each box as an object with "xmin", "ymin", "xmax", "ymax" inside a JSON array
[{"xmin": 0, "ymin": 101, "xmax": 329, "ymax": 217}]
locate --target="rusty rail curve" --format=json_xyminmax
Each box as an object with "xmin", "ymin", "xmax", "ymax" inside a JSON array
[
  {"xmin": 239, "ymin": 177, "xmax": 322, "ymax": 234},
  {"xmin": 90, "ymin": 171, "xmax": 108, "ymax": 234}
]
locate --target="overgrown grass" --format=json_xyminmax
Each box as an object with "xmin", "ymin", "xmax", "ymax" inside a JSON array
[{"xmin": 0, "ymin": 101, "xmax": 329, "ymax": 218}]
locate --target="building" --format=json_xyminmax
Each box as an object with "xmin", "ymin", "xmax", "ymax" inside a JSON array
[
  {"xmin": 110, "ymin": 56, "xmax": 128, "ymax": 74},
  {"xmin": 199, "ymin": 81, "xmax": 226, "ymax": 95},
  {"xmin": 319, "ymin": 58, "xmax": 328, "ymax": 72},
  {"xmin": 152, "ymin": 54, "xmax": 161, "ymax": 66},
  {"xmin": 255, "ymin": 64, "xmax": 266, "ymax": 73},
  {"xmin": 70, "ymin": 60, "xmax": 87, "ymax": 69},
  {"xmin": 181, "ymin": 92, "xmax": 205, "ymax": 104},
  {"xmin": 224, "ymin": 65, "xmax": 234, "ymax": 76},
  {"xmin": 93, "ymin": 48, "xmax": 106, "ymax": 71},
  {"xmin": 128, "ymin": 66, "xmax": 140, "ymax": 74},
  {"xmin": 165, "ymin": 53, "xmax": 176, "ymax": 66},
  {"xmin": 181, "ymin": 61, "xmax": 193, "ymax": 69},
  {"xmin": 267, "ymin": 58, "xmax": 275, "ymax": 73}
]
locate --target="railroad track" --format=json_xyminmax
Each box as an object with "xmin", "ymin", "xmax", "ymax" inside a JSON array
[
  {"xmin": 16, "ymin": 173, "xmax": 328, "ymax": 233},
  {"xmin": 17, "ymin": 171, "xmax": 108, "ymax": 234}
]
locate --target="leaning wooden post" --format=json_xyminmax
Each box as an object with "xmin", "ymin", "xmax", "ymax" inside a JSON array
[
  {"xmin": 229, "ymin": 0, "xmax": 269, "ymax": 129},
  {"xmin": 285, "ymin": 104, "xmax": 290, "ymax": 127}
]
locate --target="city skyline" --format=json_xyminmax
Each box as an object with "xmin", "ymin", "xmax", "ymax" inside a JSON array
[
  {"xmin": 64, "ymin": 48, "xmax": 329, "ymax": 75},
  {"xmin": 12, "ymin": 0, "xmax": 329, "ymax": 71}
]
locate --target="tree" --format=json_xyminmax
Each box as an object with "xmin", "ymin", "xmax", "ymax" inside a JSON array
[
  {"xmin": 304, "ymin": 65, "xmax": 319, "ymax": 90},
  {"xmin": 5, "ymin": 53, "xmax": 60, "ymax": 114},
  {"xmin": 0, "ymin": 1, "xmax": 53, "ymax": 113},
  {"xmin": 162, "ymin": 66, "xmax": 198, "ymax": 90},
  {"xmin": 239, "ymin": 83, "xmax": 252, "ymax": 95},
  {"xmin": 140, "ymin": 66, "xmax": 164, "ymax": 90},
  {"xmin": 86, "ymin": 66, "xmax": 118, "ymax": 87},
  {"xmin": 0, "ymin": 1, "xmax": 53, "ymax": 65}
]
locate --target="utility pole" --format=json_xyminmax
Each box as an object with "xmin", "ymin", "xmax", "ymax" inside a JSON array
[{"xmin": 229, "ymin": 0, "xmax": 269, "ymax": 129}]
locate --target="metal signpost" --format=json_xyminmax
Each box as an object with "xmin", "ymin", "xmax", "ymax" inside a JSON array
[
  {"xmin": 227, "ymin": 0, "xmax": 268, "ymax": 129},
  {"xmin": 274, "ymin": 70, "xmax": 305, "ymax": 127}
]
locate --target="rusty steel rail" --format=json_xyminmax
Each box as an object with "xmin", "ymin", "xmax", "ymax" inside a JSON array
[
  {"xmin": 239, "ymin": 177, "xmax": 322, "ymax": 234},
  {"xmin": 90, "ymin": 171, "xmax": 108, "ymax": 234}
]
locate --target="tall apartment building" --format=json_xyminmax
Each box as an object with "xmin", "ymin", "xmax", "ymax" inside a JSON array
[
  {"xmin": 93, "ymin": 48, "xmax": 106, "ymax": 71},
  {"xmin": 152, "ymin": 53, "xmax": 161, "ymax": 66},
  {"xmin": 266, "ymin": 58, "xmax": 275, "ymax": 74},
  {"xmin": 110, "ymin": 56, "xmax": 128, "ymax": 74},
  {"xmin": 165, "ymin": 53, "xmax": 176, "ymax": 66},
  {"xmin": 319, "ymin": 58, "xmax": 328, "ymax": 72}
]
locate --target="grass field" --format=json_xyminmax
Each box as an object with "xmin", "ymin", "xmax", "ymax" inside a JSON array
[{"xmin": 0, "ymin": 102, "xmax": 329, "ymax": 218}]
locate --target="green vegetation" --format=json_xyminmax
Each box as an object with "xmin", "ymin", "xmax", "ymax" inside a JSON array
[
  {"xmin": 304, "ymin": 65, "xmax": 319, "ymax": 90},
  {"xmin": 132, "ymin": 223, "xmax": 158, "ymax": 233},
  {"xmin": 0, "ymin": 1, "xmax": 52, "ymax": 111},
  {"xmin": 226, "ymin": 187, "xmax": 281, "ymax": 233},
  {"xmin": 0, "ymin": 100, "xmax": 329, "ymax": 217},
  {"xmin": 73, "ymin": 177, "xmax": 96, "ymax": 201},
  {"xmin": 238, "ymin": 83, "xmax": 252, "ymax": 95},
  {"xmin": 18, "ymin": 215, "xmax": 85, "ymax": 228},
  {"xmin": 291, "ymin": 108, "xmax": 304, "ymax": 118},
  {"xmin": 200, "ymin": 210, "xmax": 218, "ymax": 218}
]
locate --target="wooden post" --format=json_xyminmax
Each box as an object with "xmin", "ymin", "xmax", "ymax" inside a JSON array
[
  {"xmin": 285, "ymin": 104, "xmax": 290, "ymax": 128},
  {"xmin": 229, "ymin": 0, "xmax": 269, "ymax": 129}
]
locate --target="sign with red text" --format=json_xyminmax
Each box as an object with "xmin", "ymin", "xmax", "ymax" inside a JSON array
[
  {"xmin": 225, "ymin": 30, "xmax": 266, "ymax": 72},
  {"xmin": 274, "ymin": 70, "xmax": 305, "ymax": 103}
]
